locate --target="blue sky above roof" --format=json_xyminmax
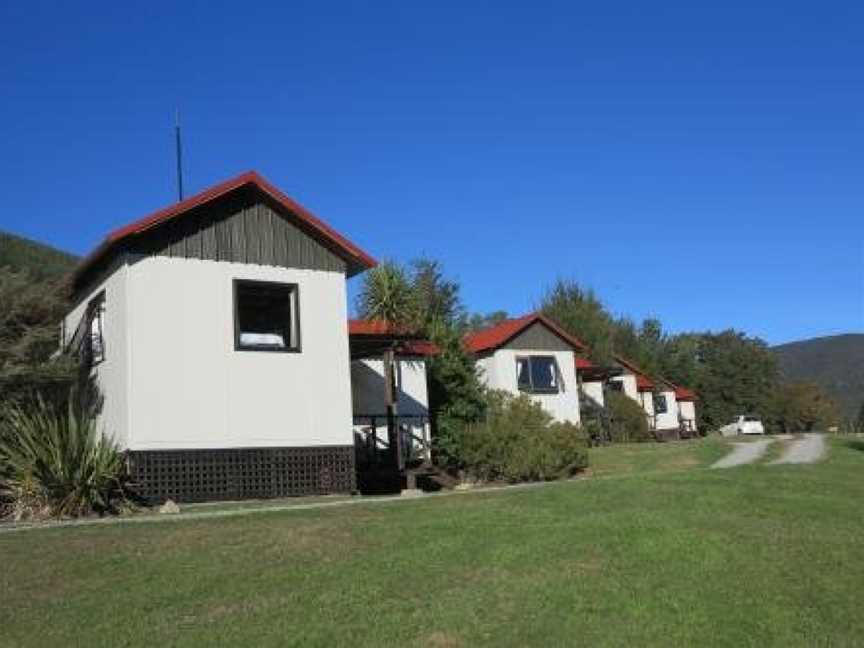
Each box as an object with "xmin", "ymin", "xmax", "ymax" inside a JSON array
[{"xmin": 0, "ymin": 1, "xmax": 861, "ymax": 344}]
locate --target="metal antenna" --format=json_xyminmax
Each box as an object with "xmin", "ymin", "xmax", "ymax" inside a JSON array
[{"xmin": 175, "ymin": 109, "xmax": 184, "ymax": 201}]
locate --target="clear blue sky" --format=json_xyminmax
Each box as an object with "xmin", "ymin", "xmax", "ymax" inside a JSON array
[{"xmin": 1, "ymin": 1, "xmax": 861, "ymax": 344}]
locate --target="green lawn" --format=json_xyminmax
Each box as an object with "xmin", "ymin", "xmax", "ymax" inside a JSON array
[
  {"xmin": 588, "ymin": 436, "xmax": 729, "ymax": 476},
  {"xmin": 2, "ymin": 437, "xmax": 863, "ymax": 647}
]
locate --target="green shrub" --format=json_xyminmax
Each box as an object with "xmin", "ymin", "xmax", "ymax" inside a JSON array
[
  {"xmin": 453, "ymin": 391, "xmax": 589, "ymax": 482},
  {"xmin": 0, "ymin": 398, "xmax": 131, "ymax": 520},
  {"xmin": 604, "ymin": 391, "xmax": 652, "ymax": 443}
]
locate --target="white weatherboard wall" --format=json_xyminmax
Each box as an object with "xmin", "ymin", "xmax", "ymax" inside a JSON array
[
  {"xmin": 122, "ymin": 255, "xmax": 352, "ymax": 450},
  {"xmin": 477, "ymin": 349, "xmax": 580, "ymax": 424},
  {"xmin": 580, "ymin": 380, "xmax": 605, "ymax": 408},
  {"xmin": 351, "ymin": 358, "xmax": 429, "ymax": 416},
  {"xmin": 639, "ymin": 391, "xmax": 655, "ymax": 426},
  {"xmin": 63, "ymin": 261, "xmax": 130, "ymax": 448},
  {"xmin": 609, "ymin": 374, "xmax": 639, "ymax": 402},
  {"xmin": 351, "ymin": 357, "xmax": 430, "ymax": 454},
  {"xmin": 654, "ymin": 390, "xmax": 680, "ymax": 431},
  {"xmin": 679, "ymin": 401, "xmax": 697, "ymax": 430}
]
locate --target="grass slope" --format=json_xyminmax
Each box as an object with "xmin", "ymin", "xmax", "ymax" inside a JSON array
[
  {"xmin": 0, "ymin": 230, "xmax": 78, "ymax": 279},
  {"xmin": 774, "ymin": 334, "xmax": 864, "ymax": 419},
  {"xmin": 2, "ymin": 438, "xmax": 863, "ymax": 647}
]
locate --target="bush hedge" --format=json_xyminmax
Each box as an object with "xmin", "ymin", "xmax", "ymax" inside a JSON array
[
  {"xmin": 603, "ymin": 391, "xmax": 653, "ymax": 443},
  {"xmin": 453, "ymin": 391, "xmax": 589, "ymax": 482}
]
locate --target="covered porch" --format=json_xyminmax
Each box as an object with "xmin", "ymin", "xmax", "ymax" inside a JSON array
[{"xmin": 348, "ymin": 320, "xmax": 438, "ymax": 491}]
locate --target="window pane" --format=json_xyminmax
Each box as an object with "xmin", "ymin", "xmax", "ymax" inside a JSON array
[
  {"xmin": 516, "ymin": 358, "xmax": 531, "ymax": 390},
  {"xmin": 653, "ymin": 394, "xmax": 667, "ymax": 414},
  {"xmin": 236, "ymin": 282, "xmax": 297, "ymax": 350},
  {"xmin": 529, "ymin": 356, "xmax": 558, "ymax": 392},
  {"xmin": 88, "ymin": 296, "xmax": 105, "ymax": 364}
]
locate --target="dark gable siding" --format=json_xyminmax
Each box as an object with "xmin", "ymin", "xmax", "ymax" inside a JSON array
[
  {"xmin": 503, "ymin": 321, "xmax": 575, "ymax": 351},
  {"xmin": 133, "ymin": 189, "xmax": 346, "ymax": 273}
]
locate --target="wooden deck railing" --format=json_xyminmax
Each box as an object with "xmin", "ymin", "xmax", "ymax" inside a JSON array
[{"xmin": 353, "ymin": 414, "xmax": 431, "ymax": 469}]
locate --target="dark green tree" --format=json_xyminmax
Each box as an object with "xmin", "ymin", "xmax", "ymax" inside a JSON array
[
  {"xmin": 426, "ymin": 320, "xmax": 486, "ymax": 463},
  {"xmin": 355, "ymin": 261, "xmax": 418, "ymax": 328},
  {"xmin": 463, "ymin": 310, "xmax": 509, "ymax": 333},
  {"xmin": 0, "ymin": 267, "xmax": 78, "ymax": 407},
  {"xmin": 410, "ymin": 258, "xmax": 462, "ymax": 330},
  {"xmin": 539, "ymin": 279, "xmax": 615, "ymax": 364},
  {"xmin": 770, "ymin": 382, "xmax": 841, "ymax": 433},
  {"xmin": 355, "ymin": 258, "xmax": 486, "ymax": 464},
  {"xmin": 682, "ymin": 330, "xmax": 779, "ymax": 430}
]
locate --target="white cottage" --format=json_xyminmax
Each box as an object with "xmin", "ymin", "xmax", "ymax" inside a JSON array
[
  {"xmin": 63, "ymin": 171, "xmax": 380, "ymax": 502},
  {"xmin": 614, "ymin": 356, "xmax": 698, "ymax": 439},
  {"xmin": 673, "ymin": 384, "xmax": 699, "ymax": 435},
  {"xmin": 606, "ymin": 357, "xmax": 641, "ymax": 402},
  {"xmin": 464, "ymin": 313, "xmax": 585, "ymax": 424}
]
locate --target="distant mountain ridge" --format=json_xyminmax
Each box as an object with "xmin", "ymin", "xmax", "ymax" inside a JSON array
[
  {"xmin": 0, "ymin": 230, "xmax": 78, "ymax": 279},
  {"xmin": 773, "ymin": 334, "xmax": 864, "ymax": 419}
]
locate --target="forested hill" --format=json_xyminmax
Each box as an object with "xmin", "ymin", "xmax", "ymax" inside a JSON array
[
  {"xmin": 0, "ymin": 230, "xmax": 78, "ymax": 279},
  {"xmin": 774, "ymin": 334, "xmax": 864, "ymax": 419}
]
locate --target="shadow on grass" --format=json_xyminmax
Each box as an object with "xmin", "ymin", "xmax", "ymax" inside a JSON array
[{"xmin": 842, "ymin": 439, "xmax": 864, "ymax": 453}]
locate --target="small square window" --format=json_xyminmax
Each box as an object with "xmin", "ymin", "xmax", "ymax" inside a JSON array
[
  {"xmin": 516, "ymin": 356, "xmax": 561, "ymax": 394},
  {"xmin": 653, "ymin": 394, "xmax": 668, "ymax": 414},
  {"xmin": 234, "ymin": 280, "xmax": 300, "ymax": 352}
]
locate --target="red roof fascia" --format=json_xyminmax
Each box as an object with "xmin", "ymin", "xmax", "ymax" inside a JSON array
[
  {"xmin": 614, "ymin": 355, "xmax": 656, "ymax": 391},
  {"xmin": 348, "ymin": 319, "xmax": 439, "ymax": 356},
  {"xmin": 635, "ymin": 374, "xmax": 655, "ymax": 391},
  {"xmin": 348, "ymin": 319, "xmax": 410, "ymax": 336},
  {"xmin": 575, "ymin": 357, "xmax": 595, "ymax": 370},
  {"xmin": 74, "ymin": 171, "xmax": 377, "ymax": 285},
  {"xmin": 673, "ymin": 384, "xmax": 697, "ymax": 401},
  {"xmin": 398, "ymin": 340, "xmax": 440, "ymax": 357},
  {"xmin": 463, "ymin": 312, "xmax": 587, "ymax": 354}
]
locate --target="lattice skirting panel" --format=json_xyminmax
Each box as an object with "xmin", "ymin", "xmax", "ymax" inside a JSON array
[{"xmin": 127, "ymin": 446, "xmax": 356, "ymax": 503}]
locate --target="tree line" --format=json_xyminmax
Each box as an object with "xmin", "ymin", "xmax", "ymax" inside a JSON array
[{"xmin": 356, "ymin": 262, "xmax": 844, "ymax": 435}]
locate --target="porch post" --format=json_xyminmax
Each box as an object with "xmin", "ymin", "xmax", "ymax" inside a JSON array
[{"xmin": 383, "ymin": 346, "xmax": 404, "ymax": 472}]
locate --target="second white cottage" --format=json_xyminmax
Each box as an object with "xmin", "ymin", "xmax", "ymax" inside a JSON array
[{"xmin": 463, "ymin": 313, "xmax": 586, "ymax": 424}]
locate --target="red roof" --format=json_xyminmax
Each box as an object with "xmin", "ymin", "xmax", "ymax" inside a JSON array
[
  {"xmin": 575, "ymin": 357, "xmax": 595, "ymax": 370},
  {"xmin": 348, "ymin": 319, "xmax": 439, "ymax": 356},
  {"xmin": 674, "ymin": 385, "xmax": 697, "ymax": 401},
  {"xmin": 614, "ymin": 355, "xmax": 695, "ymax": 399},
  {"xmin": 463, "ymin": 312, "xmax": 587, "ymax": 354},
  {"xmin": 635, "ymin": 374, "xmax": 655, "ymax": 391},
  {"xmin": 398, "ymin": 340, "xmax": 440, "ymax": 357},
  {"xmin": 348, "ymin": 319, "xmax": 411, "ymax": 336},
  {"xmin": 73, "ymin": 171, "xmax": 377, "ymax": 287},
  {"xmin": 614, "ymin": 355, "xmax": 656, "ymax": 391}
]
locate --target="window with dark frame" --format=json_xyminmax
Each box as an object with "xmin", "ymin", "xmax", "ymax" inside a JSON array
[
  {"xmin": 234, "ymin": 280, "xmax": 300, "ymax": 352},
  {"xmin": 515, "ymin": 355, "xmax": 561, "ymax": 394},
  {"xmin": 88, "ymin": 292, "xmax": 106, "ymax": 364},
  {"xmin": 653, "ymin": 393, "xmax": 668, "ymax": 414}
]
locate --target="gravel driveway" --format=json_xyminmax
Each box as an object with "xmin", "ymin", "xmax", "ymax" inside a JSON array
[
  {"xmin": 772, "ymin": 433, "xmax": 826, "ymax": 464},
  {"xmin": 711, "ymin": 439, "xmax": 774, "ymax": 469}
]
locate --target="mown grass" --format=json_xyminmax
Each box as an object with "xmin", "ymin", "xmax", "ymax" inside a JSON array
[
  {"xmin": 588, "ymin": 436, "xmax": 728, "ymax": 476},
  {"xmin": 2, "ymin": 438, "xmax": 862, "ymax": 647}
]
